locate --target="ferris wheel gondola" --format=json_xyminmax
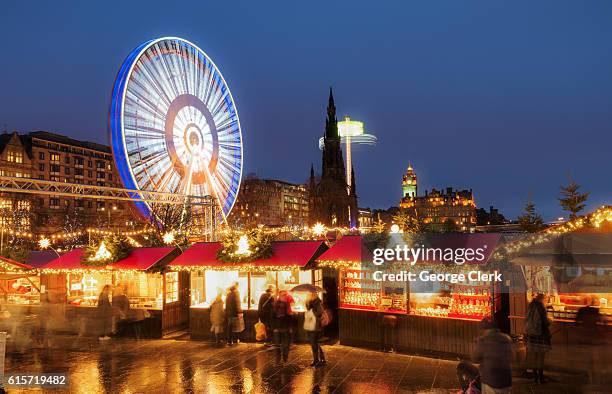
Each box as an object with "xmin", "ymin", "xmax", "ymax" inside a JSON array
[{"xmin": 109, "ymin": 37, "xmax": 243, "ymax": 223}]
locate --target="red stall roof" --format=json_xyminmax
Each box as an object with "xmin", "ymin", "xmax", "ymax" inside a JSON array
[
  {"xmin": 42, "ymin": 247, "xmax": 177, "ymax": 271},
  {"xmin": 316, "ymin": 235, "xmax": 370, "ymax": 264},
  {"xmin": 0, "ymin": 255, "xmax": 33, "ymax": 271},
  {"xmin": 168, "ymin": 241, "xmax": 325, "ymax": 270}
]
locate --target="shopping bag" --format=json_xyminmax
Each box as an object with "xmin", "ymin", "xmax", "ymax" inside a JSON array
[
  {"xmin": 304, "ymin": 309, "xmax": 316, "ymax": 331},
  {"xmin": 255, "ymin": 320, "xmax": 266, "ymax": 341},
  {"xmin": 233, "ymin": 314, "xmax": 245, "ymax": 333}
]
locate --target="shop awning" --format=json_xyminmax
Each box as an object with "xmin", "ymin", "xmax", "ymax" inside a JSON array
[
  {"xmin": 26, "ymin": 250, "xmax": 61, "ymax": 269},
  {"xmin": 42, "ymin": 247, "xmax": 178, "ymax": 272},
  {"xmin": 0, "ymin": 255, "xmax": 33, "ymax": 272},
  {"xmin": 316, "ymin": 235, "xmax": 370, "ymax": 267},
  {"xmin": 168, "ymin": 241, "xmax": 326, "ymax": 270}
]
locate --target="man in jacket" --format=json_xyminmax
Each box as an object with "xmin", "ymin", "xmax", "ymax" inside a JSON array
[{"xmin": 472, "ymin": 318, "xmax": 513, "ymax": 394}]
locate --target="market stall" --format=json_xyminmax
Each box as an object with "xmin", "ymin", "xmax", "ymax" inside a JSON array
[
  {"xmin": 508, "ymin": 231, "xmax": 612, "ymax": 348},
  {"xmin": 167, "ymin": 239, "xmax": 327, "ymax": 341},
  {"xmin": 317, "ymin": 234, "xmax": 502, "ymax": 358},
  {"xmin": 0, "ymin": 257, "xmax": 41, "ymax": 340},
  {"xmin": 40, "ymin": 246, "xmax": 182, "ymax": 338}
]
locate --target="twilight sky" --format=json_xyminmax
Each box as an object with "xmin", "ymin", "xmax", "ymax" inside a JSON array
[{"xmin": 1, "ymin": 1, "xmax": 611, "ymax": 221}]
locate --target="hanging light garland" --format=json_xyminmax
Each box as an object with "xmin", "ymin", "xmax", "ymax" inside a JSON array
[{"xmin": 493, "ymin": 205, "xmax": 612, "ymax": 259}]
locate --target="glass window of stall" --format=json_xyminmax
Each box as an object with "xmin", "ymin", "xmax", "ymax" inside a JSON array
[
  {"xmin": 525, "ymin": 265, "xmax": 612, "ymax": 322},
  {"xmin": 165, "ymin": 272, "xmax": 179, "ymax": 303},
  {"xmin": 66, "ymin": 272, "xmax": 112, "ymax": 307},
  {"xmin": 249, "ymin": 271, "xmax": 276, "ymax": 309},
  {"xmin": 192, "ymin": 271, "xmax": 248, "ymax": 309},
  {"xmin": 0, "ymin": 275, "xmax": 41, "ymax": 305},
  {"xmin": 115, "ymin": 272, "xmax": 163, "ymax": 310},
  {"xmin": 338, "ymin": 263, "xmax": 408, "ymax": 314}
]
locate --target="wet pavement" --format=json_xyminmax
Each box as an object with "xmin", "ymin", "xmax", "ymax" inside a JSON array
[{"xmin": 3, "ymin": 336, "xmax": 606, "ymax": 394}]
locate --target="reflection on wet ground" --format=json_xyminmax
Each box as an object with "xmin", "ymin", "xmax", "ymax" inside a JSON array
[{"xmin": 3, "ymin": 336, "xmax": 599, "ymax": 393}]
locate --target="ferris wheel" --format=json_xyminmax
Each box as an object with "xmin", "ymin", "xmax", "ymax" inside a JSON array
[{"xmin": 109, "ymin": 37, "xmax": 243, "ymax": 223}]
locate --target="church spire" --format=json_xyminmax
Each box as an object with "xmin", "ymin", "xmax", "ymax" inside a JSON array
[{"xmin": 325, "ymin": 87, "xmax": 338, "ymax": 139}]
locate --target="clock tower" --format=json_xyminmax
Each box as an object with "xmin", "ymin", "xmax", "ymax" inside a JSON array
[{"xmin": 402, "ymin": 164, "xmax": 417, "ymax": 198}]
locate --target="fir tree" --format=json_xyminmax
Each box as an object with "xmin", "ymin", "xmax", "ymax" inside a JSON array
[
  {"xmin": 518, "ymin": 201, "xmax": 545, "ymax": 233},
  {"xmin": 392, "ymin": 208, "xmax": 427, "ymax": 233},
  {"xmin": 559, "ymin": 180, "xmax": 589, "ymax": 220}
]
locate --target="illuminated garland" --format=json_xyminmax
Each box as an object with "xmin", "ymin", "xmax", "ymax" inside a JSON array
[
  {"xmin": 216, "ymin": 229, "xmax": 273, "ymax": 263},
  {"xmin": 81, "ymin": 234, "xmax": 132, "ymax": 266},
  {"xmin": 168, "ymin": 264, "xmax": 301, "ymax": 273},
  {"xmin": 317, "ymin": 260, "xmax": 361, "ymax": 269},
  {"xmin": 492, "ymin": 205, "xmax": 612, "ymax": 259}
]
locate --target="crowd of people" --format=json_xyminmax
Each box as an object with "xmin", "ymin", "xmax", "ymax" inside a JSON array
[{"xmin": 209, "ymin": 282, "xmax": 328, "ymax": 366}]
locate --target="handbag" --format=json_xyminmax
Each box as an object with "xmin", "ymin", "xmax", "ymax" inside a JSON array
[
  {"xmin": 233, "ymin": 314, "xmax": 245, "ymax": 333},
  {"xmin": 304, "ymin": 309, "xmax": 317, "ymax": 331},
  {"xmin": 255, "ymin": 320, "xmax": 266, "ymax": 341}
]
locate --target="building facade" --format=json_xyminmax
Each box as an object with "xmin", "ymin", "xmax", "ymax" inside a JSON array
[
  {"xmin": 228, "ymin": 177, "xmax": 310, "ymax": 228},
  {"xmin": 0, "ymin": 131, "xmax": 133, "ymax": 234},
  {"xmin": 309, "ymin": 89, "xmax": 358, "ymax": 228},
  {"xmin": 399, "ymin": 165, "xmax": 476, "ymax": 232}
]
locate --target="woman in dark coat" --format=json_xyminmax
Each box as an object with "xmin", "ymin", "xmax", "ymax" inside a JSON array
[
  {"xmin": 305, "ymin": 292, "xmax": 326, "ymax": 367},
  {"xmin": 525, "ymin": 293, "xmax": 551, "ymax": 383}
]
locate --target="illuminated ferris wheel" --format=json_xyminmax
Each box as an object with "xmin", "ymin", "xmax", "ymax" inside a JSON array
[{"xmin": 109, "ymin": 37, "xmax": 243, "ymax": 223}]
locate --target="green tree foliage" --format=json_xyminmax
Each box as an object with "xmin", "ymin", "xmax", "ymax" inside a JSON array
[
  {"xmin": 392, "ymin": 209, "xmax": 427, "ymax": 233},
  {"xmin": 518, "ymin": 201, "xmax": 545, "ymax": 233},
  {"xmin": 559, "ymin": 180, "xmax": 589, "ymax": 220}
]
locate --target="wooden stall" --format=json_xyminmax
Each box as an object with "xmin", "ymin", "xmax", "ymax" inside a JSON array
[
  {"xmin": 0, "ymin": 257, "xmax": 41, "ymax": 340},
  {"xmin": 509, "ymin": 232, "xmax": 612, "ymax": 351},
  {"xmin": 318, "ymin": 234, "xmax": 502, "ymax": 359},
  {"xmin": 40, "ymin": 247, "xmax": 184, "ymax": 338},
  {"xmin": 167, "ymin": 240, "xmax": 327, "ymax": 342}
]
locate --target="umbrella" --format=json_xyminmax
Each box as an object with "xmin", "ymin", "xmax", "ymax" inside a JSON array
[{"xmin": 290, "ymin": 284, "xmax": 323, "ymax": 293}]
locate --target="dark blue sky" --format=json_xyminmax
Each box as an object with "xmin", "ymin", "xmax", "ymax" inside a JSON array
[{"xmin": 1, "ymin": 1, "xmax": 611, "ymax": 220}]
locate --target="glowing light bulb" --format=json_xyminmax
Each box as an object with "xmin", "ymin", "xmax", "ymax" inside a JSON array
[
  {"xmin": 38, "ymin": 238, "xmax": 50, "ymax": 249},
  {"xmin": 312, "ymin": 223, "xmax": 326, "ymax": 236},
  {"xmin": 163, "ymin": 232, "xmax": 175, "ymax": 245}
]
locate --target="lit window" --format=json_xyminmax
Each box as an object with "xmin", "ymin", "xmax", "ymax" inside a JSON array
[
  {"xmin": 165, "ymin": 272, "xmax": 179, "ymax": 303},
  {"xmin": 7, "ymin": 151, "xmax": 15, "ymax": 162},
  {"xmin": 15, "ymin": 152, "xmax": 23, "ymax": 163},
  {"xmin": 50, "ymin": 154, "xmax": 60, "ymax": 163}
]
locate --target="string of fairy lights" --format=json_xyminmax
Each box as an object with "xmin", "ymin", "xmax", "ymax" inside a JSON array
[{"xmin": 1, "ymin": 205, "xmax": 611, "ymax": 273}]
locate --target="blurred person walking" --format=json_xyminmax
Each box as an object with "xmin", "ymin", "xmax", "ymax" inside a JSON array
[
  {"xmin": 472, "ymin": 318, "xmax": 513, "ymax": 394},
  {"xmin": 575, "ymin": 296, "xmax": 604, "ymax": 385},
  {"xmin": 225, "ymin": 282, "xmax": 242, "ymax": 345},
  {"xmin": 112, "ymin": 285, "xmax": 130, "ymax": 337},
  {"xmin": 304, "ymin": 292, "xmax": 326, "ymax": 367},
  {"xmin": 210, "ymin": 291, "xmax": 225, "ymax": 345},
  {"xmin": 525, "ymin": 293, "xmax": 551, "ymax": 383},
  {"xmin": 97, "ymin": 285, "xmax": 112, "ymax": 340},
  {"xmin": 273, "ymin": 289, "xmax": 294, "ymax": 364},
  {"xmin": 257, "ymin": 285, "xmax": 274, "ymax": 345}
]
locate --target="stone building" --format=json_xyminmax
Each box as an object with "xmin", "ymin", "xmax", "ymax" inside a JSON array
[
  {"xmin": 399, "ymin": 165, "xmax": 476, "ymax": 232},
  {"xmin": 309, "ymin": 89, "xmax": 358, "ymax": 228},
  {"xmin": 0, "ymin": 131, "xmax": 133, "ymax": 233},
  {"xmin": 228, "ymin": 176, "xmax": 310, "ymax": 228}
]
